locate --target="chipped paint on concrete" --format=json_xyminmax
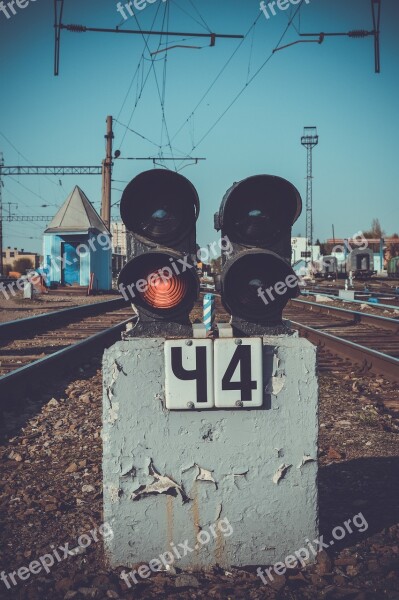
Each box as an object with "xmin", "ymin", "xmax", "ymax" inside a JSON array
[
  {"xmin": 196, "ymin": 466, "xmax": 217, "ymax": 485},
  {"xmin": 105, "ymin": 485, "xmax": 122, "ymax": 504},
  {"xmin": 266, "ymin": 376, "xmax": 286, "ymax": 395},
  {"xmin": 131, "ymin": 460, "xmax": 189, "ymax": 503},
  {"xmin": 182, "ymin": 463, "xmax": 217, "ymax": 486},
  {"xmin": 272, "ymin": 463, "xmax": 292, "ymax": 484},
  {"xmin": 103, "ymin": 336, "xmax": 318, "ymax": 568},
  {"xmin": 107, "ymin": 402, "xmax": 119, "ymax": 425},
  {"xmin": 297, "ymin": 455, "xmax": 316, "ymax": 469}
]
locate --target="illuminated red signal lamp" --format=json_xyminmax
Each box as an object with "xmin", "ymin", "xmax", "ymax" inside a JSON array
[
  {"xmin": 118, "ymin": 250, "xmax": 199, "ymax": 317},
  {"xmin": 119, "ymin": 170, "xmax": 200, "ymax": 336}
]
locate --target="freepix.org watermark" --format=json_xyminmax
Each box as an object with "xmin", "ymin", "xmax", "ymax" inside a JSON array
[
  {"xmin": 0, "ymin": 231, "xmax": 113, "ymax": 301},
  {"xmin": 119, "ymin": 235, "xmax": 232, "ymax": 302},
  {"xmin": 0, "ymin": 521, "xmax": 114, "ymax": 590},
  {"xmin": 260, "ymin": 0, "xmax": 311, "ymax": 21},
  {"xmin": 0, "ymin": 0, "xmax": 37, "ymax": 20},
  {"xmin": 121, "ymin": 518, "xmax": 233, "ymax": 587},
  {"xmin": 257, "ymin": 230, "xmax": 369, "ymax": 308},
  {"xmin": 116, "ymin": 0, "xmax": 166, "ymax": 21},
  {"xmin": 257, "ymin": 512, "xmax": 369, "ymax": 586}
]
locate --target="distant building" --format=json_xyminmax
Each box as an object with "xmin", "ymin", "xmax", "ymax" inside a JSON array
[
  {"xmin": 291, "ymin": 237, "xmax": 321, "ymax": 264},
  {"xmin": 111, "ymin": 222, "xmax": 127, "ymax": 255},
  {"xmin": 2, "ymin": 247, "xmax": 40, "ymax": 271},
  {"xmin": 43, "ymin": 186, "xmax": 112, "ymax": 290},
  {"xmin": 111, "ymin": 222, "xmax": 127, "ymax": 278}
]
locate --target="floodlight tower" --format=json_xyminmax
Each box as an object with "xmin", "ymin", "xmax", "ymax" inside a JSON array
[{"xmin": 301, "ymin": 127, "xmax": 319, "ymax": 264}]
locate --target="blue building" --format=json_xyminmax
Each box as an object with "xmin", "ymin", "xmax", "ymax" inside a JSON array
[{"xmin": 43, "ymin": 186, "xmax": 112, "ymax": 291}]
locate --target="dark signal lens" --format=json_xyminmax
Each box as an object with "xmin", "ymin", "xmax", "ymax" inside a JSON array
[
  {"xmin": 120, "ymin": 170, "xmax": 199, "ymax": 245},
  {"xmin": 221, "ymin": 175, "xmax": 302, "ymax": 247},
  {"xmin": 234, "ymin": 204, "xmax": 273, "ymax": 242},
  {"xmin": 222, "ymin": 250, "xmax": 299, "ymax": 322}
]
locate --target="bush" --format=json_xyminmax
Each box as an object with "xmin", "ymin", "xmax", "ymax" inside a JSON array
[{"xmin": 13, "ymin": 257, "xmax": 34, "ymax": 274}]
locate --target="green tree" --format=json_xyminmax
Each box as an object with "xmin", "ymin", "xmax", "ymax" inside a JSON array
[
  {"xmin": 13, "ymin": 257, "xmax": 34, "ymax": 274},
  {"xmin": 389, "ymin": 233, "xmax": 399, "ymax": 258},
  {"xmin": 363, "ymin": 218, "xmax": 384, "ymax": 239}
]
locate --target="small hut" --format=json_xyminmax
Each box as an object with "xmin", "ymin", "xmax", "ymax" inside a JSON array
[{"xmin": 43, "ymin": 186, "xmax": 112, "ymax": 290}]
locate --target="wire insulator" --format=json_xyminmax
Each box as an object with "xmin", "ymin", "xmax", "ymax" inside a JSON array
[
  {"xmin": 348, "ymin": 29, "xmax": 370, "ymax": 38},
  {"xmin": 66, "ymin": 24, "xmax": 87, "ymax": 32}
]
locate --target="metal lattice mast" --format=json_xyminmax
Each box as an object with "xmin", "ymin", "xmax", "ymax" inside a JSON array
[{"xmin": 301, "ymin": 127, "xmax": 319, "ymax": 264}]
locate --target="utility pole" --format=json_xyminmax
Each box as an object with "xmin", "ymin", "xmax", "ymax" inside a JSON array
[
  {"xmin": 0, "ymin": 153, "xmax": 4, "ymax": 276},
  {"xmin": 101, "ymin": 116, "xmax": 113, "ymax": 231},
  {"xmin": 301, "ymin": 127, "xmax": 319, "ymax": 265}
]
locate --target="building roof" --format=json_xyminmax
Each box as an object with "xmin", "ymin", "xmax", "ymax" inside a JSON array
[{"xmin": 44, "ymin": 186, "xmax": 109, "ymax": 235}]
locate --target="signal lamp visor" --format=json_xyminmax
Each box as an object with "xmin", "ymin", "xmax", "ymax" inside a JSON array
[
  {"xmin": 222, "ymin": 250, "xmax": 299, "ymax": 322},
  {"xmin": 120, "ymin": 170, "xmax": 199, "ymax": 245},
  {"xmin": 221, "ymin": 175, "xmax": 302, "ymax": 246},
  {"xmin": 118, "ymin": 252, "xmax": 198, "ymax": 314}
]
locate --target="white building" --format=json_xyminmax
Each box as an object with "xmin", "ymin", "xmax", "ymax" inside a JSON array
[
  {"xmin": 111, "ymin": 222, "xmax": 127, "ymax": 256},
  {"xmin": 291, "ymin": 237, "xmax": 321, "ymax": 264}
]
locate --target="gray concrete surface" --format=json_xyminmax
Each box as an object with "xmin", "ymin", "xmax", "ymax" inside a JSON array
[{"xmin": 102, "ymin": 335, "xmax": 318, "ymax": 570}]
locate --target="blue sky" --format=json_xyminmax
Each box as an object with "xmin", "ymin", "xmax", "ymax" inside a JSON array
[{"xmin": 0, "ymin": 0, "xmax": 398, "ymax": 254}]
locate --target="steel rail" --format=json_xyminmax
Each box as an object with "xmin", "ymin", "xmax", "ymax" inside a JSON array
[
  {"xmin": 0, "ymin": 298, "xmax": 127, "ymax": 339},
  {"xmin": 290, "ymin": 320, "xmax": 399, "ymax": 383},
  {"xmin": 0, "ymin": 316, "xmax": 134, "ymax": 409},
  {"xmin": 300, "ymin": 291, "xmax": 399, "ymax": 312},
  {"xmin": 291, "ymin": 298, "xmax": 399, "ymax": 333}
]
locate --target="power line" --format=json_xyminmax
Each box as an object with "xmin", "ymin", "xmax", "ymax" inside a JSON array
[
  {"xmin": 170, "ymin": 13, "xmax": 263, "ymax": 145},
  {"xmin": 54, "ymin": 0, "xmax": 244, "ymax": 76},
  {"xmin": 170, "ymin": 0, "xmax": 210, "ymax": 32},
  {"xmin": 129, "ymin": 4, "xmax": 180, "ymax": 171},
  {"xmin": 274, "ymin": 0, "xmax": 382, "ymax": 73},
  {"xmin": 178, "ymin": 1, "xmax": 306, "ymax": 162},
  {"xmin": 0, "ymin": 131, "xmax": 65, "ymax": 193},
  {"xmin": 116, "ymin": 0, "xmax": 165, "ymax": 123}
]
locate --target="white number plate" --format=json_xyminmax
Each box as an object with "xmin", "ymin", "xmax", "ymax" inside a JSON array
[
  {"xmin": 164, "ymin": 339, "xmax": 214, "ymax": 410},
  {"xmin": 214, "ymin": 338, "xmax": 263, "ymax": 408}
]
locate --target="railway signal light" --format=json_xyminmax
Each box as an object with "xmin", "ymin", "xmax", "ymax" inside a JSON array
[
  {"xmin": 118, "ymin": 170, "xmax": 200, "ymax": 336},
  {"xmin": 215, "ymin": 175, "xmax": 302, "ymax": 335}
]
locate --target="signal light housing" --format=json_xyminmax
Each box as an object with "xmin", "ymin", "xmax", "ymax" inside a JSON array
[
  {"xmin": 118, "ymin": 170, "xmax": 200, "ymax": 336},
  {"xmin": 215, "ymin": 175, "xmax": 302, "ymax": 336},
  {"xmin": 120, "ymin": 170, "xmax": 199, "ymax": 246}
]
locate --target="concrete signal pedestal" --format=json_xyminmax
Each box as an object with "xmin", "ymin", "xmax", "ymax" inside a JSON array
[{"xmin": 102, "ymin": 334, "xmax": 318, "ymax": 570}]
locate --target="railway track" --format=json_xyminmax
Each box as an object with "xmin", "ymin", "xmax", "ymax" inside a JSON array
[
  {"xmin": 209, "ymin": 295, "xmax": 399, "ymax": 384},
  {"xmin": 304, "ymin": 283, "xmax": 399, "ymax": 306},
  {"xmin": 0, "ymin": 298, "xmax": 134, "ymax": 408},
  {"xmin": 285, "ymin": 299, "xmax": 399, "ymax": 383},
  {"xmin": 299, "ymin": 290, "xmax": 399, "ymax": 313},
  {"xmin": 2, "ymin": 291, "xmax": 397, "ymax": 414}
]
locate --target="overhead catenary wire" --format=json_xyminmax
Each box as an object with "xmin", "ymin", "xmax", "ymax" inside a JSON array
[
  {"xmin": 116, "ymin": 1, "xmax": 164, "ymax": 123},
  {"xmin": 170, "ymin": 11, "xmax": 264, "ymax": 145},
  {"xmin": 187, "ymin": 0, "xmax": 212, "ymax": 33},
  {"xmin": 8, "ymin": 175, "xmax": 50, "ymax": 205},
  {"xmin": 129, "ymin": 2, "xmax": 183, "ymax": 171},
  {"xmin": 176, "ymin": 0, "xmax": 306, "ymax": 166},
  {"xmin": 170, "ymin": 0, "xmax": 210, "ymax": 32},
  {"xmin": 246, "ymin": 19, "xmax": 257, "ymax": 84},
  {"xmin": 0, "ymin": 131, "xmax": 64, "ymax": 197}
]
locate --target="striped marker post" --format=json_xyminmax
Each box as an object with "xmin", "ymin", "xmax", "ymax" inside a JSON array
[{"xmin": 203, "ymin": 293, "xmax": 215, "ymax": 332}]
